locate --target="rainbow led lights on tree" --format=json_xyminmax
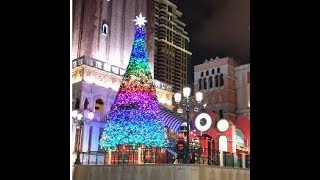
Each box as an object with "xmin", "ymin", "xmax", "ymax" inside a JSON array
[{"xmin": 99, "ymin": 13, "xmax": 167, "ymax": 150}]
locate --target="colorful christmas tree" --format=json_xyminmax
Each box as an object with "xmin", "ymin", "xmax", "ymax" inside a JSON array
[{"xmin": 99, "ymin": 13, "xmax": 167, "ymax": 150}]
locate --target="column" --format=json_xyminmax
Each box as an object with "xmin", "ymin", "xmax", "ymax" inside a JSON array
[
  {"xmin": 108, "ymin": 149, "xmax": 112, "ymax": 164},
  {"xmin": 242, "ymin": 153, "xmax": 246, "ymax": 168},
  {"xmin": 219, "ymin": 151, "xmax": 224, "ymax": 167},
  {"xmin": 138, "ymin": 147, "xmax": 142, "ymax": 164}
]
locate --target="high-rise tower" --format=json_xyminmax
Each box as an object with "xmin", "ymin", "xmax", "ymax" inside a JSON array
[{"xmin": 154, "ymin": 0, "xmax": 192, "ymax": 92}]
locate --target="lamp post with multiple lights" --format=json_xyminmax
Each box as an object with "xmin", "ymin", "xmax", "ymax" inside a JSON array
[
  {"xmin": 174, "ymin": 87, "xmax": 203, "ymax": 163},
  {"xmin": 72, "ymin": 110, "xmax": 94, "ymax": 165}
]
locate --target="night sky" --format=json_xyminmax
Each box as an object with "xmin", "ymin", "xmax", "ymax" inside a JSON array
[{"xmin": 174, "ymin": 0, "xmax": 250, "ymax": 66}]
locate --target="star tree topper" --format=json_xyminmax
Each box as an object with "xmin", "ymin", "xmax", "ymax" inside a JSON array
[{"xmin": 133, "ymin": 12, "xmax": 147, "ymax": 27}]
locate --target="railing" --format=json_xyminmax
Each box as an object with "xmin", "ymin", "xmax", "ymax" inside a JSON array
[
  {"xmin": 72, "ymin": 55, "xmax": 173, "ymax": 92},
  {"xmin": 72, "ymin": 56, "xmax": 126, "ymax": 76},
  {"xmin": 76, "ymin": 151, "xmax": 107, "ymax": 165},
  {"xmin": 73, "ymin": 150, "xmax": 250, "ymax": 168}
]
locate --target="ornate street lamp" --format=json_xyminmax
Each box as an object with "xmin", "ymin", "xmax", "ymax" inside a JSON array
[
  {"xmin": 72, "ymin": 109, "xmax": 94, "ymax": 165},
  {"xmin": 174, "ymin": 87, "xmax": 203, "ymax": 163}
]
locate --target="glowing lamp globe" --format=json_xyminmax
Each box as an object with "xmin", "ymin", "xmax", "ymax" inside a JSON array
[
  {"xmin": 72, "ymin": 110, "xmax": 78, "ymax": 118},
  {"xmin": 88, "ymin": 112, "xmax": 94, "ymax": 120},
  {"xmin": 174, "ymin": 93, "xmax": 182, "ymax": 103},
  {"xmin": 183, "ymin": 87, "xmax": 191, "ymax": 97}
]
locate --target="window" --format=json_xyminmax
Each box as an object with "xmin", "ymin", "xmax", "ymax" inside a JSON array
[
  {"xmin": 212, "ymin": 69, "xmax": 215, "ymax": 74},
  {"xmin": 219, "ymin": 109, "xmax": 224, "ymax": 119},
  {"xmin": 215, "ymin": 75, "xmax": 219, "ymax": 87},
  {"xmin": 209, "ymin": 76, "xmax": 213, "ymax": 88},
  {"xmin": 217, "ymin": 67, "xmax": 220, "ymax": 73},
  {"xmin": 199, "ymin": 79, "xmax": 202, "ymax": 90},
  {"xmin": 219, "ymin": 136, "xmax": 228, "ymax": 152},
  {"xmin": 201, "ymin": 72, "xmax": 204, "ymax": 77},
  {"xmin": 84, "ymin": 98, "xmax": 89, "ymax": 110},
  {"xmin": 204, "ymin": 78, "xmax": 207, "ymax": 89},
  {"xmin": 220, "ymin": 74, "xmax": 224, "ymax": 86},
  {"xmin": 95, "ymin": 99, "xmax": 104, "ymax": 113},
  {"xmin": 102, "ymin": 23, "xmax": 108, "ymax": 35},
  {"xmin": 206, "ymin": 70, "xmax": 209, "ymax": 76}
]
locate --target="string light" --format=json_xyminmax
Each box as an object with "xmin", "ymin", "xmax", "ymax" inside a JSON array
[{"xmin": 100, "ymin": 26, "xmax": 167, "ymax": 149}]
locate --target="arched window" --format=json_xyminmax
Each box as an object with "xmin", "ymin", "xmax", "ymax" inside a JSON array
[
  {"xmin": 199, "ymin": 79, "xmax": 202, "ymax": 90},
  {"xmin": 102, "ymin": 24, "xmax": 108, "ymax": 35},
  {"xmin": 203, "ymin": 78, "xmax": 207, "ymax": 89},
  {"xmin": 219, "ymin": 109, "xmax": 224, "ymax": 119},
  {"xmin": 219, "ymin": 136, "xmax": 228, "ymax": 152},
  {"xmin": 212, "ymin": 69, "xmax": 215, "ymax": 74},
  {"xmin": 95, "ymin": 98, "xmax": 104, "ymax": 113},
  {"xmin": 84, "ymin": 98, "xmax": 89, "ymax": 110},
  {"xmin": 206, "ymin": 70, "xmax": 209, "ymax": 76},
  {"xmin": 201, "ymin": 72, "xmax": 204, "ymax": 77},
  {"xmin": 217, "ymin": 67, "xmax": 220, "ymax": 73},
  {"xmin": 220, "ymin": 74, "xmax": 224, "ymax": 86},
  {"xmin": 209, "ymin": 76, "xmax": 213, "ymax": 88},
  {"xmin": 215, "ymin": 75, "xmax": 219, "ymax": 87}
]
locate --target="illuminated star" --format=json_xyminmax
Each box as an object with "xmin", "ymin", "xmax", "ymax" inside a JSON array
[{"xmin": 133, "ymin": 12, "xmax": 147, "ymax": 27}]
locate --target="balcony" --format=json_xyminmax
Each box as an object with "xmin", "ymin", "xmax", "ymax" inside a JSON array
[{"xmin": 72, "ymin": 55, "xmax": 126, "ymax": 76}]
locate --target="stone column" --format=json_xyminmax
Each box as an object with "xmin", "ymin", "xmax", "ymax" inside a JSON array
[
  {"xmin": 219, "ymin": 151, "xmax": 224, "ymax": 167},
  {"xmin": 108, "ymin": 149, "xmax": 112, "ymax": 164},
  {"xmin": 138, "ymin": 147, "xmax": 142, "ymax": 164},
  {"xmin": 242, "ymin": 153, "xmax": 246, "ymax": 168}
]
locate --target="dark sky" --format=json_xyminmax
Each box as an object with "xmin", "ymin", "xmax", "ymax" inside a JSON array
[{"xmin": 174, "ymin": 0, "xmax": 250, "ymax": 66}]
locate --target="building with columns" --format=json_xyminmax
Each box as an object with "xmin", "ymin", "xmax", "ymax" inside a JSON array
[{"xmin": 154, "ymin": 0, "xmax": 192, "ymax": 92}]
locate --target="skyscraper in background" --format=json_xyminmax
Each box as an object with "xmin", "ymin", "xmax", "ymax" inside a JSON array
[{"xmin": 154, "ymin": 0, "xmax": 192, "ymax": 92}]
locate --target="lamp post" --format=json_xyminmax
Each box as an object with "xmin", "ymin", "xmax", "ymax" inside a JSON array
[
  {"xmin": 174, "ymin": 87, "xmax": 203, "ymax": 163},
  {"xmin": 72, "ymin": 109, "xmax": 94, "ymax": 165}
]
